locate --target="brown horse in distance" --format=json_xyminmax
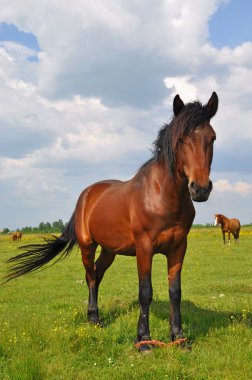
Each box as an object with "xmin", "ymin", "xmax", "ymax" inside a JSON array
[
  {"xmin": 214, "ymin": 214, "xmax": 240, "ymax": 245},
  {"xmin": 12, "ymin": 231, "xmax": 22, "ymax": 242},
  {"xmin": 5, "ymin": 92, "xmax": 218, "ymax": 351}
]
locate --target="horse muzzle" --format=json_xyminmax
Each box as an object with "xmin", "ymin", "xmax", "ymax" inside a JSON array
[{"xmin": 188, "ymin": 180, "xmax": 213, "ymax": 202}]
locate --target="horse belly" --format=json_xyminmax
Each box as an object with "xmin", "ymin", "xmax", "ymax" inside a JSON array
[
  {"xmin": 155, "ymin": 226, "xmax": 188, "ymax": 253},
  {"xmin": 92, "ymin": 221, "xmax": 135, "ymax": 255},
  {"xmin": 88, "ymin": 196, "xmax": 135, "ymax": 255},
  {"xmin": 93, "ymin": 228, "xmax": 135, "ymax": 255}
]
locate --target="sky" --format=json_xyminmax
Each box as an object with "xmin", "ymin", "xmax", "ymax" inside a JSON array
[{"xmin": 0, "ymin": 0, "xmax": 252, "ymax": 230}]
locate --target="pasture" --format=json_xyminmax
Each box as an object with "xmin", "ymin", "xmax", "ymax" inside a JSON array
[{"xmin": 0, "ymin": 227, "xmax": 251, "ymax": 379}]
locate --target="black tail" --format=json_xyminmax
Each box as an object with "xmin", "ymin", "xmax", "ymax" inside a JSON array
[{"xmin": 3, "ymin": 213, "xmax": 77, "ymax": 282}]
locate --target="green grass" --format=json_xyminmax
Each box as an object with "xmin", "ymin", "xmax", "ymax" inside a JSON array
[{"xmin": 0, "ymin": 228, "xmax": 252, "ymax": 379}]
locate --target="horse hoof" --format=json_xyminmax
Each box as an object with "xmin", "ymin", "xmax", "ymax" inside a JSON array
[
  {"xmin": 134, "ymin": 339, "xmax": 153, "ymax": 353},
  {"xmin": 88, "ymin": 319, "xmax": 103, "ymax": 327},
  {"xmin": 179, "ymin": 339, "xmax": 192, "ymax": 350},
  {"xmin": 138, "ymin": 344, "xmax": 153, "ymax": 353},
  {"xmin": 96, "ymin": 320, "xmax": 104, "ymax": 328}
]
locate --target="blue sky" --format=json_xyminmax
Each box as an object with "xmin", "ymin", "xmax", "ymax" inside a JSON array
[
  {"xmin": 0, "ymin": 0, "xmax": 252, "ymax": 229},
  {"xmin": 209, "ymin": 0, "xmax": 252, "ymax": 47},
  {"xmin": 0, "ymin": 23, "xmax": 40, "ymax": 51}
]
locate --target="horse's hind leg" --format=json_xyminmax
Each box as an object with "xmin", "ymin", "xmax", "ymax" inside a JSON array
[
  {"xmin": 95, "ymin": 248, "xmax": 116, "ymax": 299},
  {"xmin": 234, "ymin": 231, "xmax": 240, "ymax": 243},
  {"xmin": 228, "ymin": 231, "xmax": 231, "ymax": 246},
  {"xmin": 80, "ymin": 243, "xmax": 100, "ymax": 324}
]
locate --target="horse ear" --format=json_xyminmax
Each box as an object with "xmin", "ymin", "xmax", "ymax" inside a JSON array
[
  {"xmin": 207, "ymin": 92, "xmax": 218, "ymax": 119},
  {"xmin": 173, "ymin": 94, "xmax": 185, "ymax": 116}
]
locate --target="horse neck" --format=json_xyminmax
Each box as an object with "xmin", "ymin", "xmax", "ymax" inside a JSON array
[
  {"xmin": 159, "ymin": 158, "xmax": 190, "ymax": 195},
  {"xmin": 220, "ymin": 215, "xmax": 229, "ymax": 226},
  {"xmin": 136, "ymin": 158, "xmax": 190, "ymax": 201}
]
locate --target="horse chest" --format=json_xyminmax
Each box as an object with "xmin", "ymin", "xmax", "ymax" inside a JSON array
[
  {"xmin": 155, "ymin": 225, "xmax": 188, "ymax": 253},
  {"xmin": 222, "ymin": 224, "xmax": 229, "ymax": 232}
]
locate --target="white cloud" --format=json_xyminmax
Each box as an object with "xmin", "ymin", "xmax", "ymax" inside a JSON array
[
  {"xmin": 0, "ymin": 0, "xmax": 251, "ymax": 228},
  {"xmin": 202, "ymin": 42, "xmax": 252, "ymax": 67},
  {"xmin": 0, "ymin": 0, "xmax": 223, "ymax": 106},
  {"xmin": 0, "ymin": 41, "xmax": 35, "ymax": 60},
  {"xmin": 164, "ymin": 76, "xmax": 198, "ymax": 101},
  {"xmin": 214, "ymin": 179, "xmax": 252, "ymax": 196}
]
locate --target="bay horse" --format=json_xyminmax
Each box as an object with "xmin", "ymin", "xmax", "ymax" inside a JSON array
[
  {"xmin": 214, "ymin": 214, "xmax": 240, "ymax": 245},
  {"xmin": 5, "ymin": 92, "xmax": 218, "ymax": 351},
  {"xmin": 12, "ymin": 231, "xmax": 22, "ymax": 242}
]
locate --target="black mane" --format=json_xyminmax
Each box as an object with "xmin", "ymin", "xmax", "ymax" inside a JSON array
[{"xmin": 147, "ymin": 100, "xmax": 211, "ymax": 176}]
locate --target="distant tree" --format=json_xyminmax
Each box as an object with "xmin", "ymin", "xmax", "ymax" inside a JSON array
[
  {"xmin": 205, "ymin": 223, "xmax": 212, "ymax": 228},
  {"xmin": 52, "ymin": 219, "xmax": 65, "ymax": 232},
  {"xmin": 21, "ymin": 226, "xmax": 33, "ymax": 233},
  {"xmin": 45, "ymin": 222, "xmax": 52, "ymax": 233},
  {"xmin": 4, "ymin": 219, "xmax": 67, "ymax": 234},
  {"xmin": 38, "ymin": 222, "xmax": 45, "ymax": 232},
  {"xmin": 37, "ymin": 222, "xmax": 52, "ymax": 233},
  {"xmin": 1, "ymin": 228, "xmax": 10, "ymax": 234}
]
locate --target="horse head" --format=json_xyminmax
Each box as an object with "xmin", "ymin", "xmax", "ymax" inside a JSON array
[
  {"xmin": 174, "ymin": 92, "xmax": 218, "ymax": 202},
  {"xmin": 214, "ymin": 214, "xmax": 223, "ymax": 225}
]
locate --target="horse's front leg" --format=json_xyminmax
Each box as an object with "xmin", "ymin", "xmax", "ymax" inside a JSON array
[
  {"xmin": 167, "ymin": 238, "xmax": 187, "ymax": 341},
  {"xmin": 135, "ymin": 239, "xmax": 153, "ymax": 351},
  {"xmin": 222, "ymin": 230, "xmax": 226, "ymax": 245}
]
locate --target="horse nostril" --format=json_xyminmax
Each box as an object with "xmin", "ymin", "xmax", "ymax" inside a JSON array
[{"xmin": 190, "ymin": 182, "xmax": 197, "ymax": 191}]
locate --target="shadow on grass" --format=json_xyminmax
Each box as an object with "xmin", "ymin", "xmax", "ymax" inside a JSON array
[
  {"xmin": 151, "ymin": 300, "xmax": 231, "ymax": 339},
  {"xmin": 94, "ymin": 299, "xmax": 251, "ymax": 340},
  {"xmin": 99, "ymin": 299, "xmax": 139, "ymax": 327}
]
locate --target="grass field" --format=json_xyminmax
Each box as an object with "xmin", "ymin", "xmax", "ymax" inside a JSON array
[{"xmin": 0, "ymin": 228, "xmax": 252, "ymax": 380}]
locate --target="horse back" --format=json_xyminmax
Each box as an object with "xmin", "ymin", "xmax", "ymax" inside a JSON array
[{"xmin": 229, "ymin": 218, "xmax": 240, "ymax": 232}]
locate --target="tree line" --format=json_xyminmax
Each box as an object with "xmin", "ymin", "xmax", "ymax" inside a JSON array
[
  {"xmin": 1, "ymin": 220, "xmax": 251, "ymax": 235},
  {"xmin": 1, "ymin": 219, "xmax": 66, "ymax": 234}
]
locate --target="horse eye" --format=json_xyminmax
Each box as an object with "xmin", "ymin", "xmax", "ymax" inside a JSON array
[{"xmin": 179, "ymin": 138, "xmax": 184, "ymax": 144}]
